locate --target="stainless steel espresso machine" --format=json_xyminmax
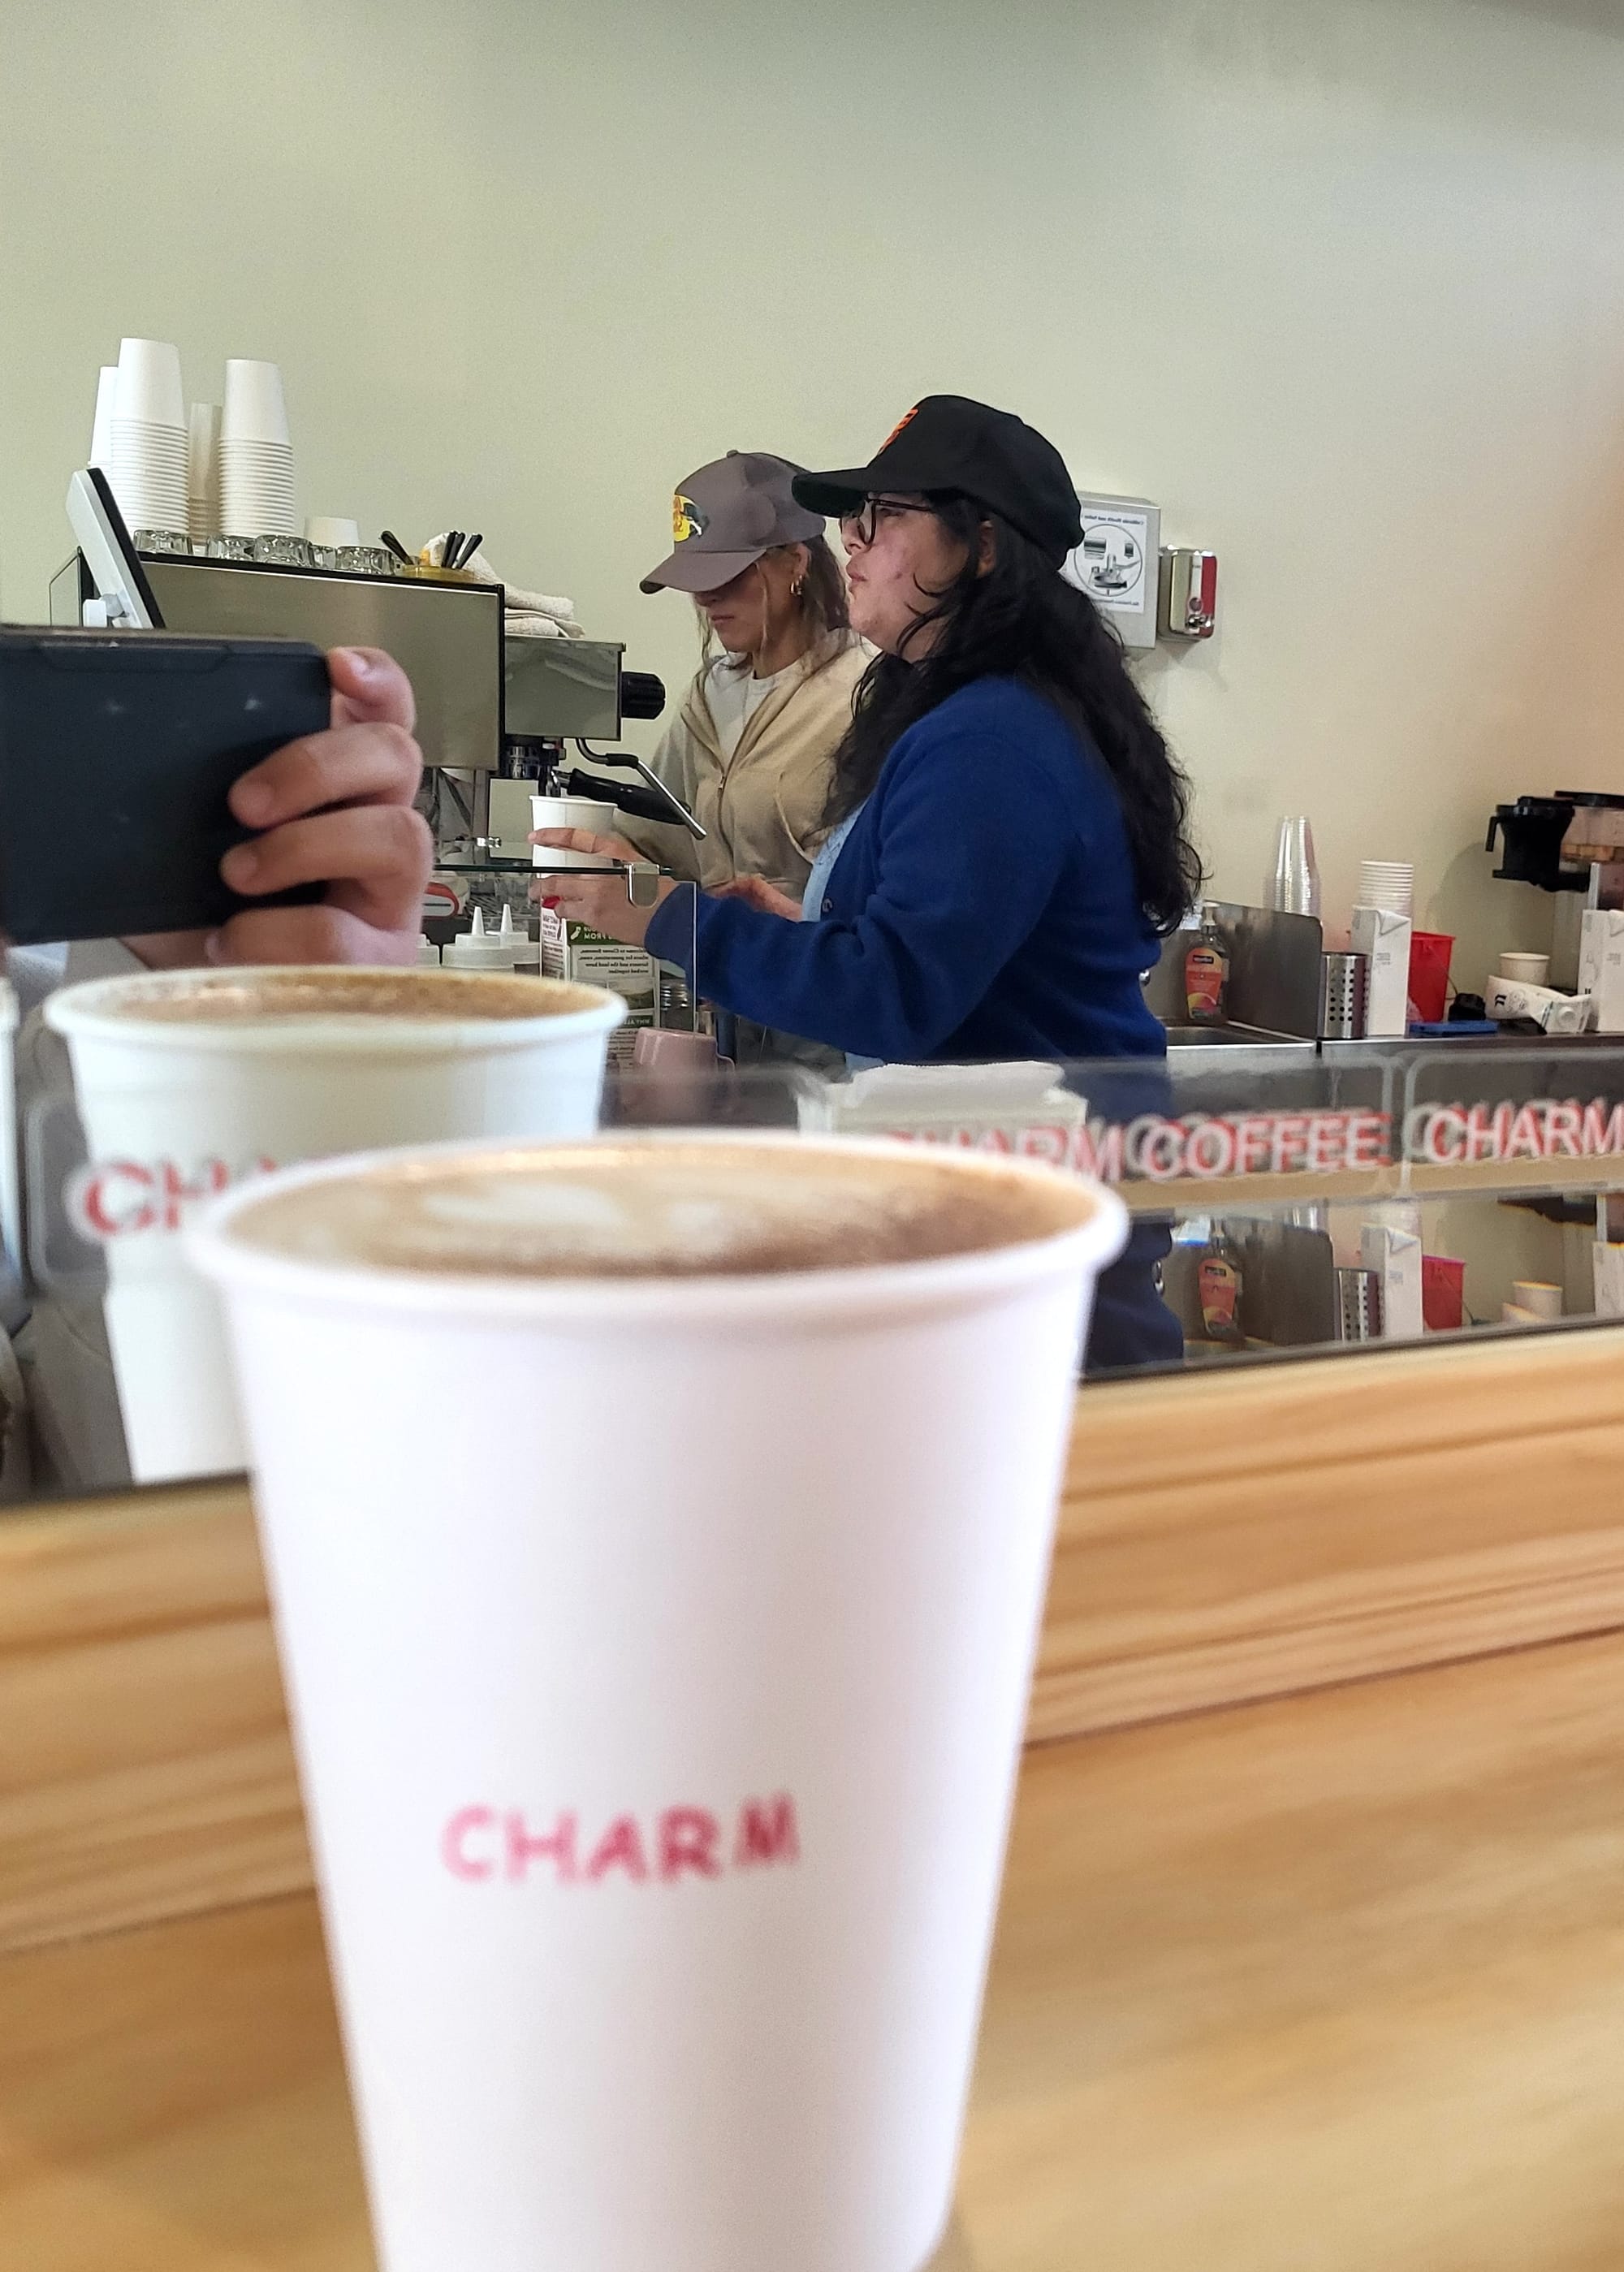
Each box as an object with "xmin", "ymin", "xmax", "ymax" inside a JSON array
[{"xmin": 50, "ymin": 523, "xmax": 694, "ymax": 867}]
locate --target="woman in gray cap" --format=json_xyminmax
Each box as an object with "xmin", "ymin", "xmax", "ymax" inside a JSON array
[{"xmin": 625, "ymin": 450, "xmax": 866, "ymax": 906}]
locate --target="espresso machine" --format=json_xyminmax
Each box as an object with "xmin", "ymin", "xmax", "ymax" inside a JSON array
[
  {"xmin": 1485, "ymin": 792, "xmax": 1624, "ymax": 991},
  {"xmin": 52, "ymin": 486, "xmax": 698, "ymax": 873}
]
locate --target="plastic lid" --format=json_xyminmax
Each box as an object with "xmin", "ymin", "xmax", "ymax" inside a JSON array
[
  {"xmin": 442, "ymin": 907, "xmax": 518, "ymax": 970},
  {"xmin": 498, "ymin": 904, "xmax": 540, "ymax": 969}
]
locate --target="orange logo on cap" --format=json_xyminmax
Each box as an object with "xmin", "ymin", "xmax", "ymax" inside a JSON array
[
  {"xmin": 672, "ymin": 493, "xmax": 709, "ymax": 543},
  {"xmin": 881, "ymin": 405, "xmax": 919, "ymax": 450}
]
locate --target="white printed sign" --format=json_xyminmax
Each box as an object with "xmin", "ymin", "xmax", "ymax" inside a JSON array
[{"xmin": 1067, "ymin": 505, "xmax": 1151, "ymax": 617}]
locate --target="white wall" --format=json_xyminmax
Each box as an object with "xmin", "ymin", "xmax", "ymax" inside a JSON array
[{"xmin": 4, "ymin": 0, "xmax": 1622, "ymax": 986}]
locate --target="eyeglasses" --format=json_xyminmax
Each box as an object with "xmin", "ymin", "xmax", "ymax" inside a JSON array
[{"xmin": 838, "ymin": 495, "xmax": 940, "ymax": 548}]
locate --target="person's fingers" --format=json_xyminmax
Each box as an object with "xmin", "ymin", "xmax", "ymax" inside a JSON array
[
  {"xmin": 529, "ymin": 827, "xmax": 597, "ymax": 852},
  {"xmin": 529, "ymin": 827, "xmax": 641, "ymax": 862},
  {"xmin": 207, "ymin": 901, "xmax": 417, "ymax": 968},
  {"xmin": 229, "ymin": 719, "xmax": 423, "ymax": 831},
  {"xmin": 221, "ymin": 805, "xmax": 432, "ymax": 932},
  {"xmin": 529, "ymin": 874, "xmax": 633, "ymax": 935},
  {"xmin": 529, "ymin": 872, "xmax": 595, "ymax": 911},
  {"xmin": 709, "ymin": 876, "xmax": 798, "ymax": 918},
  {"xmin": 326, "ymin": 646, "xmax": 417, "ymax": 733}
]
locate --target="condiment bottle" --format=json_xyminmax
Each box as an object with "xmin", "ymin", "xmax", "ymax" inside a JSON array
[
  {"xmin": 1184, "ymin": 907, "xmax": 1229, "ymax": 1025},
  {"xmin": 1198, "ymin": 1229, "xmax": 1245, "ymax": 1343},
  {"xmin": 499, "ymin": 904, "xmax": 541, "ymax": 974},
  {"xmin": 442, "ymin": 906, "xmax": 518, "ymax": 971}
]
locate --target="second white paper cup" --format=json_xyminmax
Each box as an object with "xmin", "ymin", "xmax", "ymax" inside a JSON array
[
  {"xmin": 114, "ymin": 335, "xmax": 184, "ymax": 429},
  {"xmin": 189, "ymin": 1132, "xmax": 1126, "ymax": 2272},
  {"xmin": 222, "ymin": 355, "xmax": 291, "ymax": 443},
  {"xmin": 46, "ymin": 966, "xmax": 625, "ymax": 1483},
  {"xmin": 532, "ymin": 793, "xmax": 620, "ymax": 866},
  {"xmin": 89, "ymin": 364, "xmax": 119, "ymax": 469}
]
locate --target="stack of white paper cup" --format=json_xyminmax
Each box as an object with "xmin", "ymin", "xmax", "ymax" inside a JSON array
[
  {"xmin": 108, "ymin": 338, "xmax": 188, "ymax": 537},
  {"xmin": 188, "ymin": 402, "xmax": 222, "ymax": 545},
  {"xmin": 1357, "ymin": 860, "xmax": 1415, "ymax": 917},
  {"xmin": 189, "ymin": 1131, "xmax": 1128, "ymax": 2272},
  {"xmin": 220, "ymin": 358, "xmax": 297, "ymax": 537},
  {"xmin": 88, "ymin": 364, "xmax": 118, "ymax": 472},
  {"xmin": 45, "ymin": 965, "xmax": 626, "ymax": 1484}
]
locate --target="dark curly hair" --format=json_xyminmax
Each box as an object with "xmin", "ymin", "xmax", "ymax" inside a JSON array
[{"xmin": 823, "ymin": 499, "xmax": 1201, "ymax": 934}]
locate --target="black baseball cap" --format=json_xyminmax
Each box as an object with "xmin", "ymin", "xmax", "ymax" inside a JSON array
[
  {"xmin": 641, "ymin": 451, "xmax": 827, "ymax": 594},
  {"xmin": 793, "ymin": 395, "xmax": 1083, "ymax": 565}
]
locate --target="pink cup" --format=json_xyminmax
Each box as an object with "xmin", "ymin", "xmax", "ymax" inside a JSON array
[{"xmin": 629, "ymin": 1026, "xmax": 729, "ymax": 1123}]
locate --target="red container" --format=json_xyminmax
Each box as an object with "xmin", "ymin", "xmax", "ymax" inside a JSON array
[
  {"xmin": 1423, "ymin": 1254, "xmax": 1466, "ymax": 1333},
  {"xmin": 1409, "ymin": 930, "xmax": 1454, "ymax": 1024}
]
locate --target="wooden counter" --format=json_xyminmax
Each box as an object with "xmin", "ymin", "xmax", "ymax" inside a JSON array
[
  {"xmin": 2, "ymin": 1629, "xmax": 1622, "ymax": 2270},
  {"xmin": 6, "ymin": 1325, "xmax": 1624, "ymax": 1958}
]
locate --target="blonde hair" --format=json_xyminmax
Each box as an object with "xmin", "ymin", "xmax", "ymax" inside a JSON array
[{"xmin": 697, "ymin": 535, "xmax": 852, "ymax": 680}]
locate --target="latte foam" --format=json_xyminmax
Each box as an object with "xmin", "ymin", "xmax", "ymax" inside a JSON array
[
  {"xmin": 225, "ymin": 1142, "xmax": 1097, "ymax": 1281},
  {"xmin": 76, "ymin": 967, "xmax": 601, "ymax": 1026}
]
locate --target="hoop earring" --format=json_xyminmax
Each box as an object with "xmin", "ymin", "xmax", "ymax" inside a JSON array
[{"xmin": 792, "ymin": 578, "xmax": 805, "ymax": 597}]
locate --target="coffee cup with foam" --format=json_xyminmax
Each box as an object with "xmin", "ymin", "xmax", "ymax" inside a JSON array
[
  {"xmin": 190, "ymin": 1131, "xmax": 1127, "ymax": 2272},
  {"xmin": 45, "ymin": 965, "xmax": 625, "ymax": 1483}
]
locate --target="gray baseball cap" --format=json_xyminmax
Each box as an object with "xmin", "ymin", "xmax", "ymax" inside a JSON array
[{"xmin": 640, "ymin": 450, "xmax": 827, "ymax": 594}]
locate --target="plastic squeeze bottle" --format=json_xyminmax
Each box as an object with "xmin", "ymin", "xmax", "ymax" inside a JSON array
[{"xmin": 1184, "ymin": 909, "xmax": 1229, "ymax": 1026}]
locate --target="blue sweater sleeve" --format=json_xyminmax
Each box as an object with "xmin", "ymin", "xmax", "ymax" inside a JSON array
[{"xmin": 646, "ymin": 723, "xmax": 1074, "ymax": 1060}]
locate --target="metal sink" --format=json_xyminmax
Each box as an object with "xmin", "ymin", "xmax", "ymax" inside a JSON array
[{"xmin": 1164, "ymin": 1022, "xmax": 1313, "ymax": 1048}]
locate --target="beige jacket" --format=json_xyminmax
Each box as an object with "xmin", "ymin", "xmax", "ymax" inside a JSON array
[{"xmin": 625, "ymin": 633, "xmax": 868, "ymax": 892}]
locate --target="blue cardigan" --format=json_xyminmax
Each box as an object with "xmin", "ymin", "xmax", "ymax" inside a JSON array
[{"xmin": 645, "ymin": 676, "xmax": 1168, "ymax": 1065}]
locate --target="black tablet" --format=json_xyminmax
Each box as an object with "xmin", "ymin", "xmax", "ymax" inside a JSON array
[{"xmin": 0, "ymin": 627, "xmax": 330, "ymax": 944}]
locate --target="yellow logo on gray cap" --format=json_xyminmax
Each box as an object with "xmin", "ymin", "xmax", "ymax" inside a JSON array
[{"xmin": 672, "ymin": 493, "xmax": 709, "ymax": 543}]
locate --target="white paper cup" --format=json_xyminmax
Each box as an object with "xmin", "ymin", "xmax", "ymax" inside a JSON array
[
  {"xmin": 188, "ymin": 402, "xmax": 222, "ymax": 538},
  {"xmin": 109, "ymin": 481, "xmax": 188, "ymax": 537},
  {"xmin": 189, "ymin": 1131, "xmax": 1126, "ymax": 2272},
  {"xmin": 219, "ymin": 438, "xmax": 295, "ymax": 467},
  {"xmin": 1512, "ymin": 1279, "xmax": 1562, "ymax": 1320},
  {"xmin": 221, "ymin": 437, "xmax": 299, "ymax": 536},
  {"xmin": 0, "ymin": 978, "xmax": 19, "ymax": 1279},
  {"xmin": 222, "ymin": 356, "xmax": 291, "ymax": 444},
  {"xmin": 45, "ymin": 965, "xmax": 625, "ymax": 1484},
  {"xmin": 630, "ymin": 1026, "xmax": 724, "ymax": 1122},
  {"xmin": 89, "ymin": 364, "xmax": 119, "ymax": 469},
  {"xmin": 110, "ymin": 451, "xmax": 188, "ymax": 486},
  {"xmin": 306, "ymin": 514, "xmax": 361, "ymax": 547},
  {"xmin": 114, "ymin": 336, "xmax": 185, "ymax": 429},
  {"xmin": 1498, "ymin": 952, "xmax": 1550, "ymax": 985},
  {"xmin": 532, "ymin": 793, "xmax": 620, "ymax": 867},
  {"xmin": 221, "ymin": 494, "xmax": 299, "ymax": 538}
]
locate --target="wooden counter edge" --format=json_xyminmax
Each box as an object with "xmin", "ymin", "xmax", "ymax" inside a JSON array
[{"xmin": 3, "ymin": 1327, "xmax": 1623, "ymax": 1954}]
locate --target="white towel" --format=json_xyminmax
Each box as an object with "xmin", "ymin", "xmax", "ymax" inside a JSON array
[{"xmin": 424, "ymin": 534, "xmax": 583, "ymax": 636}]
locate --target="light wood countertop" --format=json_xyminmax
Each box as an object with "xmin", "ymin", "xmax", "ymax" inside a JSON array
[
  {"xmin": 11, "ymin": 1324, "xmax": 1624, "ymax": 1961},
  {"xmin": 3, "ymin": 1629, "xmax": 1622, "ymax": 2271}
]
